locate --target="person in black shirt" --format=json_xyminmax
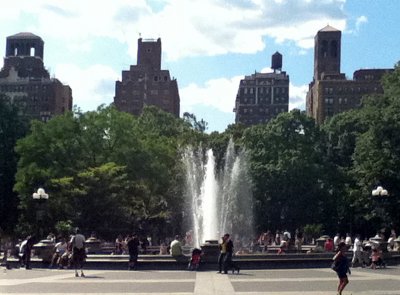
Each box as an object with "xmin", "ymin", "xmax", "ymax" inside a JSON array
[
  {"xmin": 332, "ymin": 242, "xmax": 351, "ymax": 295},
  {"xmin": 127, "ymin": 233, "xmax": 140, "ymax": 270}
]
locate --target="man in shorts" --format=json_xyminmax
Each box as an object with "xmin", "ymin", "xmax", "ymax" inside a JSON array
[{"xmin": 70, "ymin": 228, "xmax": 86, "ymax": 277}]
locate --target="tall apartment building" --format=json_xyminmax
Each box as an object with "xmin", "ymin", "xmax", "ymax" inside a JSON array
[
  {"xmin": 234, "ymin": 52, "xmax": 289, "ymax": 126},
  {"xmin": 306, "ymin": 25, "xmax": 392, "ymax": 124},
  {"xmin": 114, "ymin": 38, "xmax": 180, "ymax": 117},
  {"xmin": 0, "ymin": 32, "xmax": 72, "ymax": 121}
]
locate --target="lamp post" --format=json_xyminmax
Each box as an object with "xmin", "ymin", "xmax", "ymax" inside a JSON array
[
  {"xmin": 371, "ymin": 186, "xmax": 389, "ymax": 229},
  {"xmin": 371, "ymin": 186, "xmax": 388, "ymax": 198},
  {"xmin": 32, "ymin": 188, "xmax": 49, "ymax": 240}
]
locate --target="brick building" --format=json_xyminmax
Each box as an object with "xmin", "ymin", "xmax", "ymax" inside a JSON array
[
  {"xmin": 234, "ymin": 52, "xmax": 289, "ymax": 126},
  {"xmin": 114, "ymin": 38, "xmax": 180, "ymax": 117},
  {"xmin": 306, "ymin": 25, "xmax": 392, "ymax": 124},
  {"xmin": 0, "ymin": 32, "xmax": 72, "ymax": 121}
]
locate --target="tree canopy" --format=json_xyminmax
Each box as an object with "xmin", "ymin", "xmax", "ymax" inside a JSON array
[{"xmin": 4, "ymin": 62, "xmax": 400, "ymax": 240}]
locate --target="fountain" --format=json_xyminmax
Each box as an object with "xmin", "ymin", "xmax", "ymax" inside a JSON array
[{"xmin": 183, "ymin": 139, "xmax": 253, "ymax": 253}]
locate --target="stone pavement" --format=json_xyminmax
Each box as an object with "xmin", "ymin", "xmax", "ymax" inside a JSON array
[{"xmin": 1, "ymin": 266, "xmax": 399, "ymax": 294}]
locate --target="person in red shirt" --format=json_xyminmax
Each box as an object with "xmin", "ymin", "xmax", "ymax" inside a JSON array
[{"xmin": 325, "ymin": 238, "xmax": 334, "ymax": 252}]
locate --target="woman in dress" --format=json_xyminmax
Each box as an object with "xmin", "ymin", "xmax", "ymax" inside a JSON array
[{"xmin": 332, "ymin": 242, "xmax": 351, "ymax": 295}]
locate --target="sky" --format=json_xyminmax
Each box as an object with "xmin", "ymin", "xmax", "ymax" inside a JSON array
[{"xmin": 1, "ymin": 0, "xmax": 399, "ymax": 132}]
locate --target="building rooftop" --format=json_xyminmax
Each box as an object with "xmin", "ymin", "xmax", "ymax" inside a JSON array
[
  {"xmin": 318, "ymin": 25, "xmax": 340, "ymax": 32},
  {"xmin": 7, "ymin": 32, "xmax": 42, "ymax": 40}
]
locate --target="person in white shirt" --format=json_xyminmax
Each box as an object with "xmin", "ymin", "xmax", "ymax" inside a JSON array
[
  {"xmin": 50, "ymin": 237, "xmax": 67, "ymax": 268},
  {"xmin": 333, "ymin": 233, "xmax": 340, "ymax": 248},
  {"xmin": 388, "ymin": 232, "xmax": 396, "ymax": 251},
  {"xmin": 351, "ymin": 235, "xmax": 365, "ymax": 267},
  {"xmin": 70, "ymin": 228, "xmax": 86, "ymax": 277},
  {"xmin": 345, "ymin": 233, "xmax": 352, "ymax": 249}
]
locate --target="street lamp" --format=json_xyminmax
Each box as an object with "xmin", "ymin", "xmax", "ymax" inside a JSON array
[
  {"xmin": 371, "ymin": 185, "xmax": 390, "ymax": 232},
  {"xmin": 32, "ymin": 188, "xmax": 49, "ymax": 239},
  {"xmin": 372, "ymin": 186, "xmax": 389, "ymax": 197},
  {"xmin": 32, "ymin": 188, "xmax": 49, "ymax": 200}
]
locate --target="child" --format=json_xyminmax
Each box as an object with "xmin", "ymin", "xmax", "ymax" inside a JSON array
[
  {"xmin": 188, "ymin": 248, "xmax": 202, "ymax": 271},
  {"xmin": 370, "ymin": 248, "xmax": 385, "ymax": 269}
]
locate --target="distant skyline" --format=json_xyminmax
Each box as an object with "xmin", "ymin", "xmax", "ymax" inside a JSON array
[{"xmin": 1, "ymin": 0, "xmax": 399, "ymax": 132}]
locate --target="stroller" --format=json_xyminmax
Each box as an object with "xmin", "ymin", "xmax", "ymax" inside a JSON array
[{"xmin": 188, "ymin": 248, "xmax": 202, "ymax": 271}]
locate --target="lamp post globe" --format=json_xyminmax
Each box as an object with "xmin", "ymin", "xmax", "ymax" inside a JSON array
[{"xmin": 32, "ymin": 188, "xmax": 49, "ymax": 240}]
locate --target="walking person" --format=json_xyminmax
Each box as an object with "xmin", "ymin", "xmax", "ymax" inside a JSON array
[
  {"xmin": 126, "ymin": 233, "xmax": 140, "ymax": 270},
  {"xmin": 351, "ymin": 234, "xmax": 365, "ymax": 267},
  {"xmin": 217, "ymin": 236, "xmax": 227, "ymax": 273},
  {"xmin": 223, "ymin": 233, "xmax": 240, "ymax": 274},
  {"xmin": 332, "ymin": 242, "xmax": 351, "ymax": 295},
  {"xmin": 19, "ymin": 235, "xmax": 34, "ymax": 269},
  {"xmin": 70, "ymin": 228, "xmax": 86, "ymax": 277}
]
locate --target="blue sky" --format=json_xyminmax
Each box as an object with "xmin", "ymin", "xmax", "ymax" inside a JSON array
[{"xmin": 1, "ymin": 0, "xmax": 399, "ymax": 132}]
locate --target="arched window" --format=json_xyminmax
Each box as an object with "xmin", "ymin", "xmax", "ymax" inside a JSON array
[
  {"xmin": 321, "ymin": 40, "xmax": 328, "ymax": 58},
  {"xmin": 331, "ymin": 40, "xmax": 338, "ymax": 58}
]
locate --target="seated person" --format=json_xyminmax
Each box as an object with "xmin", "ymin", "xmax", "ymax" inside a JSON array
[
  {"xmin": 50, "ymin": 237, "xmax": 68, "ymax": 268},
  {"xmin": 159, "ymin": 242, "xmax": 168, "ymax": 255},
  {"xmin": 370, "ymin": 248, "xmax": 385, "ymax": 269},
  {"xmin": 324, "ymin": 238, "xmax": 334, "ymax": 252},
  {"xmin": 170, "ymin": 235, "xmax": 186, "ymax": 261},
  {"xmin": 277, "ymin": 240, "xmax": 288, "ymax": 255}
]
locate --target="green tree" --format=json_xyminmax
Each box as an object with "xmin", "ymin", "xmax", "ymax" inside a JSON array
[
  {"xmin": 14, "ymin": 105, "xmax": 191, "ymax": 239},
  {"xmin": 324, "ymin": 64, "xmax": 400, "ymax": 235},
  {"xmin": 244, "ymin": 110, "xmax": 337, "ymax": 233},
  {"xmin": 0, "ymin": 98, "xmax": 29, "ymax": 233}
]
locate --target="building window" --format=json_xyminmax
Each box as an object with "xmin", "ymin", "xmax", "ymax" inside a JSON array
[
  {"xmin": 250, "ymin": 88, "xmax": 254, "ymax": 94},
  {"xmin": 331, "ymin": 40, "xmax": 338, "ymax": 58},
  {"xmin": 321, "ymin": 40, "xmax": 328, "ymax": 58},
  {"xmin": 324, "ymin": 98, "xmax": 334, "ymax": 104}
]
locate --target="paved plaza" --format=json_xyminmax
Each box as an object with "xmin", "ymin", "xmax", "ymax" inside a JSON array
[{"xmin": 1, "ymin": 266, "xmax": 399, "ymax": 295}]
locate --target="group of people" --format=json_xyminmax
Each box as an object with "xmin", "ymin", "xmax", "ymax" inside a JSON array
[
  {"xmin": 16, "ymin": 228, "xmax": 87, "ymax": 277},
  {"xmin": 114, "ymin": 234, "xmax": 150, "ymax": 256},
  {"xmin": 330, "ymin": 229, "xmax": 398, "ymax": 295},
  {"xmin": 327, "ymin": 232, "xmax": 391, "ymax": 269}
]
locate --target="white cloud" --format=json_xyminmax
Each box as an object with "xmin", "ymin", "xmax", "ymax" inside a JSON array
[
  {"xmin": 54, "ymin": 64, "xmax": 119, "ymax": 111},
  {"xmin": 180, "ymin": 75, "xmax": 242, "ymax": 114},
  {"xmin": 180, "ymin": 74, "xmax": 308, "ymax": 116},
  {"xmin": 0, "ymin": 0, "xmax": 358, "ymax": 131},
  {"xmin": 345, "ymin": 15, "xmax": 367, "ymax": 35},
  {"xmin": 355, "ymin": 15, "xmax": 368, "ymax": 32},
  {"xmin": 289, "ymin": 82, "xmax": 308, "ymax": 110},
  {"xmin": 0, "ymin": 0, "xmax": 350, "ymax": 61}
]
